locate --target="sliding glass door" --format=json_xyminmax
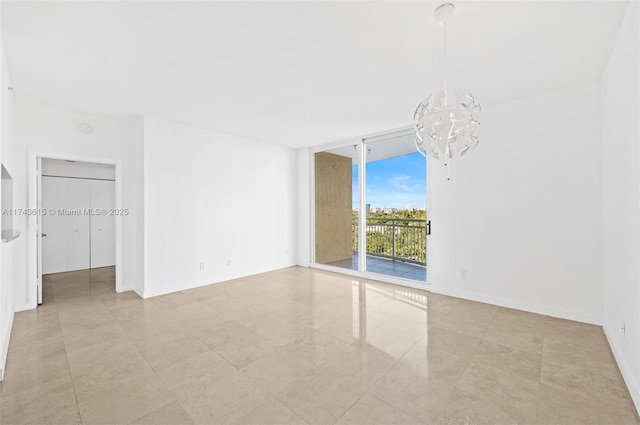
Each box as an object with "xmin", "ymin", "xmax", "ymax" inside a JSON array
[
  {"xmin": 363, "ymin": 134, "xmax": 427, "ymax": 282},
  {"xmin": 313, "ymin": 131, "xmax": 428, "ymax": 284}
]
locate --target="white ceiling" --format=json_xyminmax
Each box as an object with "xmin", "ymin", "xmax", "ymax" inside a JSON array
[
  {"xmin": 2, "ymin": 1, "xmax": 629, "ymax": 148},
  {"xmin": 329, "ymin": 132, "xmax": 418, "ymax": 163}
]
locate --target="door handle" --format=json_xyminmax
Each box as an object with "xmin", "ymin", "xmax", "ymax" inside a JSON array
[{"xmin": 42, "ymin": 233, "xmax": 47, "ymax": 237}]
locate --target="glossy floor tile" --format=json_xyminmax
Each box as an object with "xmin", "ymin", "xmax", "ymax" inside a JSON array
[
  {"xmin": 327, "ymin": 254, "xmax": 427, "ymax": 282},
  {"xmin": 1, "ymin": 266, "xmax": 638, "ymax": 424}
]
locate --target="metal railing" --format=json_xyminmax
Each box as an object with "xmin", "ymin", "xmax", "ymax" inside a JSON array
[{"xmin": 352, "ymin": 217, "xmax": 427, "ymax": 265}]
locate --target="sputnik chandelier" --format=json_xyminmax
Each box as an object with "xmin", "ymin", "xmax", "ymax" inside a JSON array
[{"xmin": 414, "ymin": 3, "xmax": 481, "ymax": 169}]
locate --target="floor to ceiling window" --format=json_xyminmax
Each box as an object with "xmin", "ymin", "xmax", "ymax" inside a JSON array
[{"xmin": 313, "ymin": 130, "xmax": 428, "ymax": 285}]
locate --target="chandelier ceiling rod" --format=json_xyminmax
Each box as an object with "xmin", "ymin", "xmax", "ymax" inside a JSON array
[
  {"xmin": 443, "ymin": 21, "xmax": 448, "ymax": 106},
  {"xmin": 435, "ymin": 2, "xmax": 453, "ymax": 104}
]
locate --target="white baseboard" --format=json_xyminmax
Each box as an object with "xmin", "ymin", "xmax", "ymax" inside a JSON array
[
  {"xmin": 1, "ymin": 307, "xmax": 15, "ymax": 381},
  {"xmin": 427, "ymin": 284, "xmax": 602, "ymax": 325},
  {"xmin": 604, "ymin": 326, "xmax": 640, "ymax": 416},
  {"xmin": 305, "ymin": 267, "xmax": 600, "ymax": 325},
  {"xmin": 141, "ymin": 263, "xmax": 298, "ymax": 299},
  {"xmin": 132, "ymin": 286, "xmax": 144, "ymax": 299},
  {"xmin": 142, "ymin": 279, "xmax": 223, "ymax": 299},
  {"xmin": 14, "ymin": 302, "xmax": 36, "ymax": 313}
]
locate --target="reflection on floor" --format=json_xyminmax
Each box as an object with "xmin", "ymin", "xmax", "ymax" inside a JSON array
[
  {"xmin": 2, "ymin": 267, "xmax": 638, "ymax": 424},
  {"xmin": 42, "ymin": 267, "xmax": 116, "ymax": 304},
  {"xmin": 328, "ymin": 253, "xmax": 427, "ymax": 282}
]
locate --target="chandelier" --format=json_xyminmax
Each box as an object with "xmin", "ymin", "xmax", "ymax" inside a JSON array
[{"xmin": 414, "ymin": 3, "xmax": 481, "ymax": 166}]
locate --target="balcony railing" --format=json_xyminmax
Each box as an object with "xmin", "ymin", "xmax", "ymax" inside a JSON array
[{"xmin": 352, "ymin": 217, "xmax": 427, "ymax": 266}]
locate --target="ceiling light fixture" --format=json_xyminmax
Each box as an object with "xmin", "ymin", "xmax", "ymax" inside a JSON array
[{"xmin": 414, "ymin": 3, "xmax": 481, "ymax": 173}]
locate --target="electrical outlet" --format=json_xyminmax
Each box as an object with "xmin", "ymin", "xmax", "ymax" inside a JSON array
[
  {"xmin": 198, "ymin": 261, "xmax": 205, "ymax": 270},
  {"xmin": 227, "ymin": 259, "xmax": 232, "ymax": 266},
  {"xmin": 460, "ymin": 269, "xmax": 468, "ymax": 279}
]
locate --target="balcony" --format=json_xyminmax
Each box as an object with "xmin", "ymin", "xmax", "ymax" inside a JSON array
[{"xmin": 328, "ymin": 216, "xmax": 427, "ymax": 282}]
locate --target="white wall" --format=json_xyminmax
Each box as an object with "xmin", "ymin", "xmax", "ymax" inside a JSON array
[
  {"xmin": 131, "ymin": 118, "xmax": 145, "ymax": 295},
  {"xmin": 299, "ymin": 82, "xmax": 604, "ymax": 324},
  {"xmin": 142, "ymin": 117, "xmax": 298, "ymax": 297},
  {"xmin": 0, "ymin": 38, "xmax": 15, "ymax": 380},
  {"xmin": 297, "ymin": 148, "xmax": 310, "ymax": 267},
  {"xmin": 601, "ymin": 1, "xmax": 640, "ymax": 411},
  {"xmin": 12, "ymin": 102, "xmax": 143, "ymax": 308},
  {"xmin": 427, "ymin": 82, "xmax": 604, "ymax": 324}
]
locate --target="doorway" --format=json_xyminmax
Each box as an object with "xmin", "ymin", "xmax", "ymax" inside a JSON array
[
  {"xmin": 40, "ymin": 159, "xmax": 116, "ymax": 304},
  {"xmin": 312, "ymin": 130, "xmax": 429, "ymax": 285},
  {"xmin": 27, "ymin": 152, "xmax": 124, "ymax": 309},
  {"xmin": 363, "ymin": 134, "xmax": 427, "ymax": 281}
]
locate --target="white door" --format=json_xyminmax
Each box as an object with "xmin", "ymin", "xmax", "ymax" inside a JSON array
[
  {"xmin": 41, "ymin": 177, "xmax": 91, "ymax": 274},
  {"xmin": 90, "ymin": 180, "xmax": 115, "ymax": 268}
]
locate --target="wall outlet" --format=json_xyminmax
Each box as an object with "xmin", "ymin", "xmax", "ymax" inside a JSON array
[
  {"xmin": 227, "ymin": 259, "xmax": 232, "ymax": 266},
  {"xmin": 199, "ymin": 261, "xmax": 205, "ymax": 270},
  {"xmin": 460, "ymin": 269, "xmax": 468, "ymax": 279}
]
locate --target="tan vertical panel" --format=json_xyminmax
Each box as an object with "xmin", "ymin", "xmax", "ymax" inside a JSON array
[{"xmin": 314, "ymin": 152, "xmax": 352, "ymax": 264}]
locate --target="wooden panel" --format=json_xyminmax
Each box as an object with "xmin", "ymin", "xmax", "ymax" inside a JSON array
[{"xmin": 315, "ymin": 152, "xmax": 352, "ymax": 264}]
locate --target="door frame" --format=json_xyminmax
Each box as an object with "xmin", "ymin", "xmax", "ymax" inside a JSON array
[
  {"xmin": 309, "ymin": 126, "xmax": 432, "ymax": 290},
  {"xmin": 28, "ymin": 151, "xmax": 124, "ymax": 306}
]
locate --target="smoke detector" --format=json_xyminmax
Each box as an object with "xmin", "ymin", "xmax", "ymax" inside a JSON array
[{"xmin": 78, "ymin": 122, "xmax": 94, "ymax": 134}]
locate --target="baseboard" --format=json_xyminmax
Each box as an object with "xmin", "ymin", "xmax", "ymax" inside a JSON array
[
  {"xmin": 141, "ymin": 263, "xmax": 298, "ymax": 299},
  {"xmin": 1, "ymin": 307, "xmax": 15, "ymax": 381},
  {"xmin": 132, "ymin": 286, "xmax": 144, "ymax": 299},
  {"xmin": 428, "ymin": 284, "xmax": 602, "ymax": 325},
  {"xmin": 304, "ymin": 266, "xmax": 599, "ymax": 325},
  {"xmin": 604, "ymin": 325, "xmax": 640, "ymax": 416},
  {"xmin": 142, "ymin": 278, "xmax": 223, "ymax": 299},
  {"xmin": 14, "ymin": 302, "xmax": 36, "ymax": 313}
]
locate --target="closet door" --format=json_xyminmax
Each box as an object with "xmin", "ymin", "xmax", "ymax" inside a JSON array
[
  {"xmin": 90, "ymin": 180, "xmax": 115, "ymax": 268},
  {"xmin": 41, "ymin": 177, "xmax": 91, "ymax": 274}
]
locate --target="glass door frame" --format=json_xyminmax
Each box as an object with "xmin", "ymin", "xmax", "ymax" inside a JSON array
[{"xmin": 309, "ymin": 126, "xmax": 431, "ymax": 290}]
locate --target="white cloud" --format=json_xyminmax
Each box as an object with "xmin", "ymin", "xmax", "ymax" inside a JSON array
[{"xmin": 388, "ymin": 175, "xmax": 421, "ymax": 192}]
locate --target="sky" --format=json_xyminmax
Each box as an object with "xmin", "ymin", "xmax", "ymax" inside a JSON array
[{"xmin": 352, "ymin": 152, "xmax": 427, "ymax": 209}]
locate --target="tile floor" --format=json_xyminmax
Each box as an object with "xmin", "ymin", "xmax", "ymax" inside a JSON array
[
  {"xmin": 0, "ymin": 266, "xmax": 638, "ymax": 425},
  {"xmin": 328, "ymin": 254, "xmax": 427, "ymax": 282}
]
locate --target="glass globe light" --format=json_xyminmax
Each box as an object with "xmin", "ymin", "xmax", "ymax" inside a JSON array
[
  {"xmin": 414, "ymin": 89, "xmax": 481, "ymax": 160},
  {"xmin": 414, "ymin": 3, "xmax": 481, "ymax": 164}
]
